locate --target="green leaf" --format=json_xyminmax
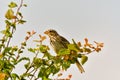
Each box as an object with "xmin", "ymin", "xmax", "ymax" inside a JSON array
[
  {"xmin": 68, "ymin": 44, "xmax": 79, "ymax": 52},
  {"xmin": 21, "ymin": 73, "xmax": 33, "ymax": 78},
  {"xmin": 81, "ymin": 55, "xmax": 88, "ymax": 65},
  {"xmin": 28, "ymin": 48, "xmax": 35, "ymax": 53},
  {"xmin": 39, "ymin": 45, "xmax": 48, "ymax": 53},
  {"xmin": 18, "ymin": 49, "xmax": 23, "ymax": 54},
  {"xmin": 3, "ymin": 47, "xmax": 12, "ymax": 53},
  {"xmin": 8, "ymin": 2, "xmax": 17, "ymax": 8},
  {"xmin": 38, "ymin": 67, "xmax": 46, "ymax": 77},
  {"xmin": 5, "ymin": 20, "xmax": 12, "ymax": 26},
  {"xmin": 3, "ymin": 60, "xmax": 15, "ymax": 70},
  {"xmin": 38, "ymin": 66, "xmax": 52, "ymax": 79},
  {"xmin": 0, "ymin": 29, "xmax": 12, "ymax": 37},
  {"xmin": 48, "ymin": 65, "xmax": 60, "ymax": 75},
  {"xmin": 58, "ymin": 49, "xmax": 70, "ymax": 56},
  {"xmin": 33, "ymin": 58, "xmax": 42, "ymax": 68},
  {"xmin": 18, "ymin": 20, "xmax": 26, "ymax": 24},
  {"xmin": 10, "ymin": 56, "xmax": 17, "ymax": 64},
  {"xmin": 23, "ymin": 4, "xmax": 27, "ymax": 7},
  {"xmin": 0, "ymin": 60, "xmax": 5, "ymax": 69},
  {"xmin": 44, "ymin": 52, "xmax": 53, "ymax": 60},
  {"xmin": 11, "ymin": 73, "xmax": 20, "ymax": 79},
  {"xmin": 17, "ymin": 12, "xmax": 23, "ymax": 18},
  {"xmin": 12, "ymin": 46, "xmax": 18, "ymax": 51},
  {"xmin": 17, "ymin": 57, "xmax": 30, "ymax": 64},
  {"xmin": 0, "ymin": 30, "xmax": 6, "ymax": 34},
  {"xmin": 53, "ymin": 56, "xmax": 62, "ymax": 64},
  {"xmin": 72, "ymin": 39, "xmax": 81, "ymax": 50},
  {"xmin": 21, "ymin": 42, "xmax": 26, "ymax": 46},
  {"xmin": 62, "ymin": 60, "xmax": 71, "ymax": 70},
  {"xmin": 11, "ymin": 23, "xmax": 16, "ymax": 29},
  {"xmin": 83, "ymin": 47, "xmax": 91, "ymax": 53},
  {"xmin": 24, "ymin": 62, "xmax": 30, "ymax": 69},
  {"xmin": 5, "ymin": 9, "xmax": 14, "ymax": 19},
  {"xmin": 42, "ymin": 76, "xmax": 50, "ymax": 80}
]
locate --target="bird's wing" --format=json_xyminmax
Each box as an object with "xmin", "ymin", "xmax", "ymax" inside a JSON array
[{"xmin": 59, "ymin": 35, "xmax": 70, "ymax": 48}]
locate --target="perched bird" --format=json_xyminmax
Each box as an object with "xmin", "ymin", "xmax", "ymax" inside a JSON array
[{"xmin": 44, "ymin": 29, "xmax": 85, "ymax": 73}]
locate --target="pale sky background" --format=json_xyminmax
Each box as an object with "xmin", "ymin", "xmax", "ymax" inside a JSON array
[{"xmin": 0, "ymin": 0, "xmax": 120, "ymax": 80}]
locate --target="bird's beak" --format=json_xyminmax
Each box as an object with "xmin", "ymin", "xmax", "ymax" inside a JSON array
[{"xmin": 44, "ymin": 30, "xmax": 49, "ymax": 35}]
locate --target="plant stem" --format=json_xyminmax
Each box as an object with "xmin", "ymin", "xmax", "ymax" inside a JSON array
[
  {"xmin": 6, "ymin": 0, "xmax": 24, "ymax": 48},
  {"xmin": 20, "ymin": 51, "xmax": 39, "ymax": 79},
  {"xmin": 30, "ymin": 69, "xmax": 37, "ymax": 80}
]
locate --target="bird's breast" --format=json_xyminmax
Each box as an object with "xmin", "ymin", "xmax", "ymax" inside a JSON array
[{"xmin": 50, "ymin": 39, "xmax": 67, "ymax": 53}]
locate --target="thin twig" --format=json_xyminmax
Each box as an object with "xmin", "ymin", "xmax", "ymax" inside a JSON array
[
  {"xmin": 20, "ymin": 51, "xmax": 39, "ymax": 79},
  {"xmin": 30, "ymin": 69, "xmax": 37, "ymax": 80},
  {"xmin": 6, "ymin": 0, "xmax": 23, "ymax": 47}
]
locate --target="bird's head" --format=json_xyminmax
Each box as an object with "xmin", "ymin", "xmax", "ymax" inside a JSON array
[{"xmin": 44, "ymin": 29, "xmax": 59, "ymax": 38}]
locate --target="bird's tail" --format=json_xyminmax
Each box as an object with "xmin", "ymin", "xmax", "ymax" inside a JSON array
[{"xmin": 76, "ymin": 59, "xmax": 85, "ymax": 73}]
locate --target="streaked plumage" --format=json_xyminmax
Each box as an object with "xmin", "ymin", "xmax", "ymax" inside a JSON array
[{"xmin": 44, "ymin": 29, "xmax": 85, "ymax": 73}]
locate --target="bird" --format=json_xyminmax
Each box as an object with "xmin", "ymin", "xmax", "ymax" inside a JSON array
[{"xmin": 44, "ymin": 29, "xmax": 85, "ymax": 73}]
